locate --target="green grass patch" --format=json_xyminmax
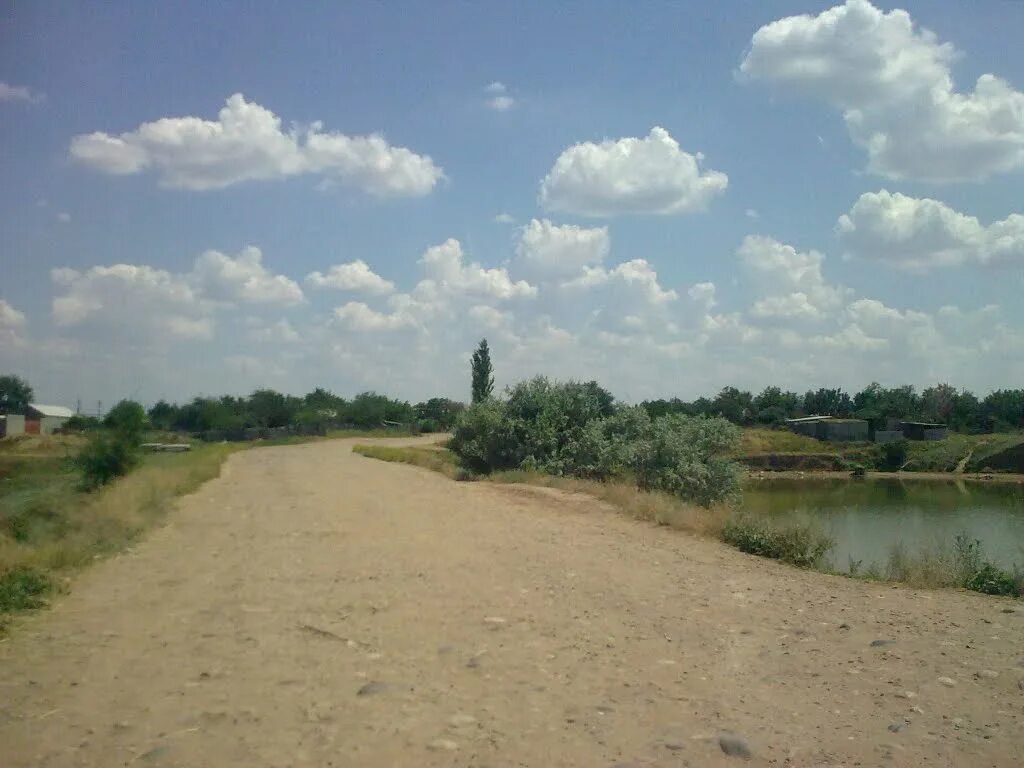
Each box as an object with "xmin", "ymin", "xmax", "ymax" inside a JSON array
[
  {"xmin": 1, "ymin": 442, "xmax": 239, "ymax": 627},
  {"xmin": 721, "ymin": 516, "xmax": 834, "ymax": 568},
  {"xmin": 352, "ymin": 444, "xmax": 460, "ymax": 478}
]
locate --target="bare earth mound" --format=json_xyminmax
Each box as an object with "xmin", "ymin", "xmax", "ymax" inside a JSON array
[{"xmin": 1, "ymin": 438, "xmax": 1021, "ymax": 767}]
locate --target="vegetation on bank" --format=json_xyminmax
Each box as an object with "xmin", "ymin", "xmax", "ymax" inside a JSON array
[
  {"xmin": 354, "ymin": 442, "xmax": 1021, "ymax": 598},
  {"xmin": 738, "ymin": 427, "xmax": 1024, "ymax": 474},
  {"xmin": 0, "ymin": 434, "xmax": 238, "ymax": 628},
  {"xmin": 644, "ymin": 382, "xmax": 1024, "ymax": 434},
  {"xmin": 448, "ymin": 377, "xmax": 743, "ymax": 507}
]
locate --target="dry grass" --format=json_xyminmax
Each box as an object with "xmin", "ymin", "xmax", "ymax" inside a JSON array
[
  {"xmin": 352, "ymin": 444, "xmax": 460, "ymax": 478},
  {"xmin": 1, "ymin": 443, "xmax": 239, "ymax": 623},
  {"xmin": 352, "ymin": 444, "xmax": 727, "ymax": 537},
  {"xmin": 738, "ymin": 428, "xmax": 835, "ymax": 456}
]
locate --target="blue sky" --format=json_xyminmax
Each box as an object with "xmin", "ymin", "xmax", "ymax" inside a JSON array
[{"xmin": 2, "ymin": 0, "xmax": 1023, "ymax": 409}]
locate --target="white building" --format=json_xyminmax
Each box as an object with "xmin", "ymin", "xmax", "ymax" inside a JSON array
[{"xmin": 26, "ymin": 403, "xmax": 75, "ymax": 435}]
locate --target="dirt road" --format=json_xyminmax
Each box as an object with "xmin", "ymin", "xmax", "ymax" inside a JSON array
[{"xmin": 2, "ymin": 439, "xmax": 1022, "ymax": 767}]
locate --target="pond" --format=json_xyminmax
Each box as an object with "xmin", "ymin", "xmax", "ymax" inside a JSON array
[{"xmin": 743, "ymin": 478, "xmax": 1024, "ymax": 572}]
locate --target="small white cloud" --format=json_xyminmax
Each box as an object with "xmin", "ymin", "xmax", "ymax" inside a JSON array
[
  {"xmin": 249, "ymin": 318, "xmax": 301, "ymax": 344},
  {"xmin": 191, "ymin": 246, "xmax": 304, "ymax": 306},
  {"xmin": 687, "ymin": 282, "xmax": 717, "ymax": 310},
  {"xmin": 333, "ymin": 301, "xmax": 417, "ymax": 332},
  {"xmin": 57, "ymin": 212, "xmax": 71, "ymax": 223},
  {"xmin": 487, "ymin": 95, "xmax": 516, "ymax": 111},
  {"xmin": 0, "ymin": 299, "xmax": 27, "ymax": 347},
  {"xmin": 539, "ymin": 127, "xmax": 727, "ymax": 216},
  {"xmin": 745, "ymin": 208, "xmax": 759, "ymax": 219},
  {"xmin": 306, "ymin": 260, "xmax": 394, "ymax": 295},
  {"xmin": 0, "ymin": 82, "xmax": 43, "ymax": 103},
  {"xmin": 70, "ymin": 93, "xmax": 444, "ymax": 197},
  {"xmin": 515, "ymin": 219, "xmax": 610, "ymax": 278},
  {"xmin": 484, "ymin": 82, "xmax": 507, "ymax": 94},
  {"xmin": 417, "ymin": 238, "xmax": 536, "ymax": 301},
  {"xmin": 493, "ymin": 212, "xmax": 516, "ymax": 224}
]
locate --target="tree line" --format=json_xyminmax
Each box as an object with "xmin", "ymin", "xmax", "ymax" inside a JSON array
[{"xmin": 642, "ymin": 383, "xmax": 1024, "ymax": 433}]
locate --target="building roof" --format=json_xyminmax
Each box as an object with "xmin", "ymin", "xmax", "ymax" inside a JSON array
[
  {"xmin": 785, "ymin": 415, "xmax": 834, "ymax": 423},
  {"xmin": 28, "ymin": 403, "xmax": 75, "ymax": 418},
  {"xmin": 899, "ymin": 421, "xmax": 946, "ymax": 428}
]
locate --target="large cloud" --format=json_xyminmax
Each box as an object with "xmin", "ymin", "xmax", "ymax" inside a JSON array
[
  {"xmin": 739, "ymin": 0, "xmax": 1024, "ymax": 182},
  {"xmin": 70, "ymin": 93, "xmax": 444, "ymax": 196},
  {"xmin": 51, "ymin": 264, "xmax": 213, "ymax": 343},
  {"xmin": 539, "ymin": 127, "xmax": 727, "ymax": 216},
  {"xmin": 836, "ymin": 190, "xmax": 1024, "ymax": 269}
]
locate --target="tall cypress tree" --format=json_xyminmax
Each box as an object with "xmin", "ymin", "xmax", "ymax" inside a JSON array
[{"xmin": 471, "ymin": 339, "xmax": 494, "ymax": 403}]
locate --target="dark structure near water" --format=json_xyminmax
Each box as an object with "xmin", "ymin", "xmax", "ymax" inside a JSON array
[{"xmin": 785, "ymin": 415, "xmax": 869, "ymax": 442}]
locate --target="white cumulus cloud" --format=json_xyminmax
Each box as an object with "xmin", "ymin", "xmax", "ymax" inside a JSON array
[
  {"xmin": 51, "ymin": 264, "xmax": 213, "ymax": 342},
  {"xmin": 70, "ymin": 93, "xmax": 444, "ymax": 196},
  {"xmin": 0, "ymin": 299, "xmax": 27, "ymax": 347},
  {"xmin": 836, "ymin": 190, "xmax": 1024, "ymax": 270},
  {"xmin": 417, "ymin": 238, "xmax": 536, "ymax": 301},
  {"xmin": 333, "ymin": 301, "xmax": 417, "ymax": 332},
  {"xmin": 515, "ymin": 219, "xmax": 610, "ymax": 278},
  {"xmin": 738, "ymin": 235, "xmax": 847, "ymax": 319},
  {"xmin": 191, "ymin": 246, "xmax": 304, "ymax": 306},
  {"xmin": 539, "ymin": 127, "xmax": 728, "ymax": 216},
  {"xmin": 306, "ymin": 260, "xmax": 395, "ymax": 295},
  {"xmin": 739, "ymin": 0, "xmax": 1024, "ymax": 182}
]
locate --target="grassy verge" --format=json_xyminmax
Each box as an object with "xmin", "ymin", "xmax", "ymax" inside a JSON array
[
  {"xmin": 353, "ymin": 443, "xmax": 1021, "ymax": 597},
  {"xmin": 0, "ymin": 443, "xmax": 239, "ymax": 629},
  {"xmin": 352, "ymin": 444, "xmax": 729, "ymax": 538}
]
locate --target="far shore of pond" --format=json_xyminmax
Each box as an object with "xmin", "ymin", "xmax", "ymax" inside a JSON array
[{"xmin": 746, "ymin": 469, "xmax": 1024, "ymax": 484}]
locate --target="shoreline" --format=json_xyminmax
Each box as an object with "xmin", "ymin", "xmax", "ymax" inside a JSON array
[{"xmin": 745, "ymin": 469, "xmax": 1024, "ymax": 483}]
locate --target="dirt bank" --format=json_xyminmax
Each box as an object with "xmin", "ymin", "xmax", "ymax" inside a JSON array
[{"xmin": 1, "ymin": 438, "xmax": 1021, "ymax": 767}]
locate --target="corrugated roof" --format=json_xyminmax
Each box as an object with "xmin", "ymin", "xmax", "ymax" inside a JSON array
[{"xmin": 29, "ymin": 403, "xmax": 75, "ymax": 418}]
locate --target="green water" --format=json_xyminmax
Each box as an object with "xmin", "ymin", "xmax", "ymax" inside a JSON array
[{"xmin": 743, "ymin": 478, "xmax": 1024, "ymax": 572}]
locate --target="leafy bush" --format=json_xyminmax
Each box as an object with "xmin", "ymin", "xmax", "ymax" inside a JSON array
[
  {"xmin": 103, "ymin": 399, "xmax": 148, "ymax": 440},
  {"xmin": 450, "ymin": 377, "xmax": 741, "ymax": 506},
  {"xmin": 722, "ymin": 517, "xmax": 834, "ymax": 568},
  {"xmin": 0, "ymin": 566, "xmax": 52, "ymax": 611},
  {"xmin": 633, "ymin": 414, "xmax": 742, "ymax": 507},
  {"xmin": 965, "ymin": 562, "xmax": 1021, "ymax": 596},
  {"xmin": 75, "ymin": 431, "xmax": 139, "ymax": 489}
]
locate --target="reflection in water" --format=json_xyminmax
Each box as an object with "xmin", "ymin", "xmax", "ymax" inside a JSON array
[{"xmin": 743, "ymin": 478, "xmax": 1024, "ymax": 572}]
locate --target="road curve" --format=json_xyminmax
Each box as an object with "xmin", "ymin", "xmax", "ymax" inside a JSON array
[{"xmin": 1, "ymin": 438, "xmax": 1021, "ymax": 767}]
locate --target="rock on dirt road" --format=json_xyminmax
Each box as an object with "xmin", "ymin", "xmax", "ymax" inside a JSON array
[{"xmin": 1, "ymin": 438, "xmax": 1022, "ymax": 767}]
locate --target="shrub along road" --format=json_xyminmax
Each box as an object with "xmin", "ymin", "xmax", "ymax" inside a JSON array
[{"xmin": 1, "ymin": 438, "xmax": 1021, "ymax": 767}]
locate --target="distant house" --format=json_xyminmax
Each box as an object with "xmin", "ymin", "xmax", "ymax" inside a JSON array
[
  {"xmin": 900, "ymin": 421, "xmax": 948, "ymax": 441},
  {"xmin": 26, "ymin": 403, "xmax": 75, "ymax": 435},
  {"xmin": 785, "ymin": 415, "xmax": 869, "ymax": 442}
]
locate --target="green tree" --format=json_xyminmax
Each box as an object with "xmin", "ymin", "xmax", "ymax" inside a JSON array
[
  {"xmin": 471, "ymin": 339, "xmax": 494, "ymax": 404},
  {"xmin": 711, "ymin": 387, "xmax": 754, "ymax": 425},
  {"xmin": 103, "ymin": 399, "xmax": 148, "ymax": 441},
  {"xmin": 147, "ymin": 400, "xmax": 178, "ymax": 430},
  {"xmin": 0, "ymin": 374, "xmax": 33, "ymax": 414}
]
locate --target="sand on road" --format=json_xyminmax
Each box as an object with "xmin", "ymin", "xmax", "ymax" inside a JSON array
[{"xmin": 1, "ymin": 438, "xmax": 1022, "ymax": 767}]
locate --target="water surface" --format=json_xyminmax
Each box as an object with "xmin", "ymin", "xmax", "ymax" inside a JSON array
[{"xmin": 743, "ymin": 478, "xmax": 1024, "ymax": 571}]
